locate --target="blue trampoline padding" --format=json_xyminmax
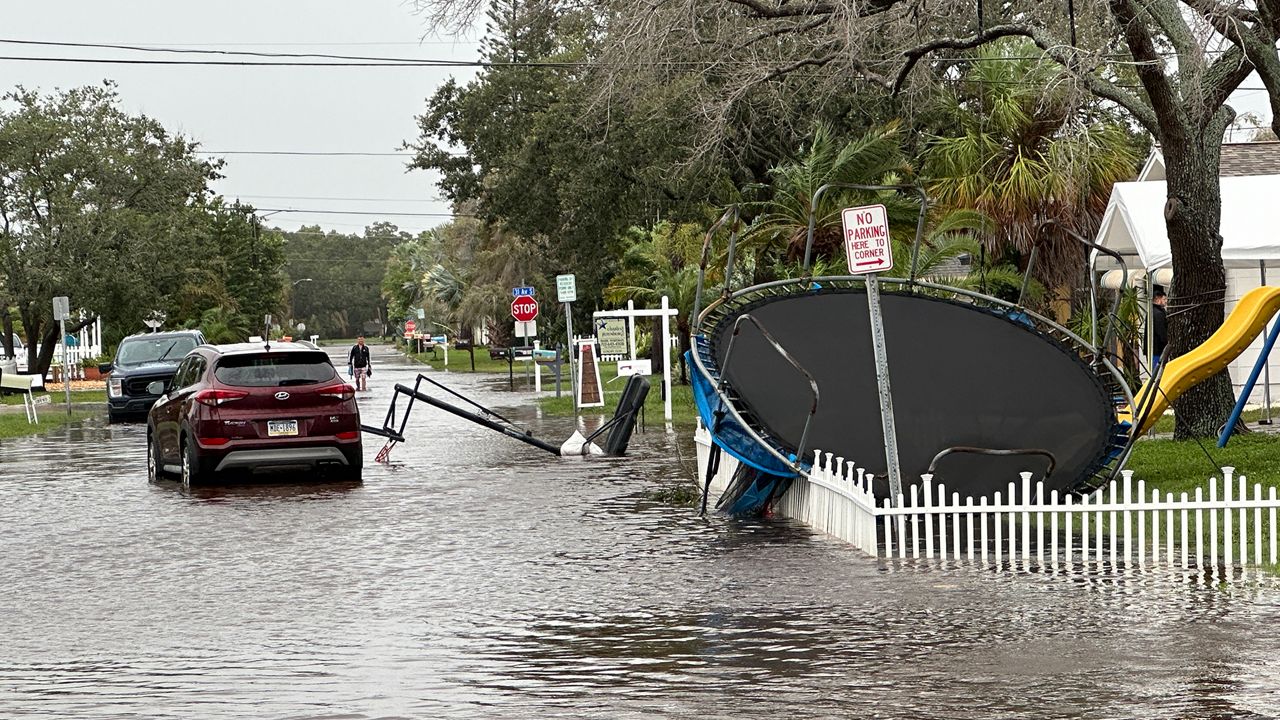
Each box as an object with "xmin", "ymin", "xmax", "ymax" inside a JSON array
[{"xmin": 689, "ymin": 351, "xmax": 798, "ymax": 478}]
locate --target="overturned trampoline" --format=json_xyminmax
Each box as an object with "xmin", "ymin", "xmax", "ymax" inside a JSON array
[{"xmin": 690, "ymin": 189, "xmax": 1138, "ymax": 516}]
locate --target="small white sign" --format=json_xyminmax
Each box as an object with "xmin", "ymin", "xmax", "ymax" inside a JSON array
[
  {"xmin": 841, "ymin": 204, "xmax": 893, "ymax": 275},
  {"xmin": 515, "ymin": 320, "xmax": 537, "ymax": 338},
  {"xmin": 52, "ymin": 296, "xmax": 70, "ymax": 321},
  {"xmin": 556, "ymin": 274, "xmax": 577, "ymax": 303},
  {"xmin": 34, "ymin": 394, "xmax": 52, "ymax": 405},
  {"xmin": 617, "ymin": 359, "xmax": 652, "ymax": 377}
]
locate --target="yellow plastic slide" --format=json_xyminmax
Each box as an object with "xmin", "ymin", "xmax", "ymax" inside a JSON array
[{"xmin": 1120, "ymin": 285, "xmax": 1280, "ymax": 436}]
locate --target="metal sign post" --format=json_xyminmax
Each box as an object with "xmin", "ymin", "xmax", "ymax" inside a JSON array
[
  {"xmin": 557, "ymin": 274, "xmax": 578, "ymax": 415},
  {"xmin": 52, "ymin": 296, "xmax": 71, "ymax": 416},
  {"xmin": 842, "ymin": 204, "xmax": 903, "ymax": 504}
]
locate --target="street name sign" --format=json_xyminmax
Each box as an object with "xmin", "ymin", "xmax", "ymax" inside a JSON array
[
  {"xmin": 511, "ymin": 296, "xmax": 540, "ymax": 323},
  {"xmin": 512, "ymin": 286, "xmax": 535, "ymax": 297},
  {"xmin": 841, "ymin": 204, "xmax": 893, "ymax": 275}
]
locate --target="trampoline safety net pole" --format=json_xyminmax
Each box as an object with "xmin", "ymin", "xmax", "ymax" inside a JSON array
[{"xmin": 866, "ymin": 273, "xmax": 904, "ymax": 504}]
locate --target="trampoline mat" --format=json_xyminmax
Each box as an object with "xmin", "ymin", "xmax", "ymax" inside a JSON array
[{"xmin": 711, "ymin": 290, "xmax": 1113, "ymax": 497}]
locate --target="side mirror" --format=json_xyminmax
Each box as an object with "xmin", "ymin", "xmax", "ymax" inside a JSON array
[
  {"xmin": 98, "ymin": 362, "xmax": 113, "ymax": 374},
  {"xmin": 146, "ymin": 380, "xmax": 166, "ymax": 395}
]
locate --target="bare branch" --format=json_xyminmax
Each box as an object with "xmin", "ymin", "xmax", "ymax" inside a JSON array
[{"xmin": 892, "ymin": 23, "xmax": 1161, "ymax": 134}]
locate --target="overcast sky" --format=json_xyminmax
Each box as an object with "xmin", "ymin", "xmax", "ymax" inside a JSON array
[{"xmin": 1, "ymin": 0, "xmax": 481, "ymax": 236}]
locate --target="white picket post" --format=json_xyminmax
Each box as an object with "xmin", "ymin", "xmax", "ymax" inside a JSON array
[
  {"xmin": 1064, "ymin": 493, "xmax": 1073, "ymax": 565},
  {"xmin": 1211, "ymin": 475, "xmax": 1220, "ymax": 568},
  {"xmin": 935, "ymin": 482, "xmax": 946, "ymax": 561},
  {"xmin": 911, "ymin": 484, "xmax": 921, "ymax": 560},
  {"xmin": 1050, "ymin": 489, "xmax": 1060, "ymax": 565},
  {"xmin": 1141, "ymin": 479, "xmax": 1152, "ymax": 563},
  {"xmin": 994, "ymin": 491, "xmax": 1003, "ymax": 566},
  {"xmin": 1094, "ymin": 487, "xmax": 1105, "ymax": 565},
  {"xmin": 1181, "ymin": 493, "xmax": 1190, "ymax": 567},
  {"xmin": 1035, "ymin": 479, "xmax": 1045, "ymax": 566},
  {"xmin": 1254, "ymin": 483, "xmax": 1263, "ymax": 567},
  {"xmin": 1122, "ymin": 470, "xmax": 1133, "ymax": 564},
  {"xmin": 1195, "ymin": 486, "xmax": 1205, "ymax": 568},
  {"xmin": 979, "ymin": 496, "xmax": 989, "ymax": 564},
  {"xmin": 1233, "ymin": 474, "xmax": 1244, "ymax": 568},
  {"xmin": 1080, "ymin": 492, "xmax": 1090, "ymax": 563},
  {"xmin": 1272, "ymin": 486, "xmax": 1278, "ymax": 566},
  {"xmin": 1224, "ymin": 469, "xmax": 1234, "ymax": 569},
  {"xmin": 883, "ymin": 498, "xmax": 894, "ymax": 559},
  {"xmin": 922, "ymin": 476, "xmax": 935, "ymax": 560},
  {"xmin": 952, "ymin": 491, "xmax": 961, "ymax": 560},
  {"xmin": 897, "ymin": 491, "xmax": 907, "ymax": 559},
  {"xmin": 1109, "ymin": 479, "xmax": 1118, "ymax": 566},
  {"xmin": 1021, "ymin": 473, "xmax": 1032, "ymax": 563},
  {"xmin": 967, "ymin": 497, "xmax": 977, "ymax": 558},
  {"xmin": 1008, "ymin": 481, "xmax": 1018, "ymax": 563}
]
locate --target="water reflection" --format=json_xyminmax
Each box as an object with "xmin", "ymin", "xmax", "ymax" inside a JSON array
[{"xmin": 3, "ymin": 352, "xmax": 1280, "ymax": 718}]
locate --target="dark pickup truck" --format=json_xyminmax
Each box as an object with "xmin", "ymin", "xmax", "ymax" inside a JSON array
[{"xmin": 103, "ymin": 330, "xmax": 206, "ymax": 423}]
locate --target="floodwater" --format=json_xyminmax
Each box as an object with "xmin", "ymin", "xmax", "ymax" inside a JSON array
[{"xmin": 3, "ymin": 349, "xmax": 1280, "ymax": 719}]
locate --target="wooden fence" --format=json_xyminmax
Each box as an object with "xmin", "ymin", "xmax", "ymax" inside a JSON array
[{"xmin": 776, "ymin": 448, "xmax": 1280, "ymax": 571}]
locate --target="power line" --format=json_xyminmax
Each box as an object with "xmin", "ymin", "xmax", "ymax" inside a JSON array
[
  {"xmin": 200, "ymin": 150, "xmax": 413, "ymax": 157},
  {"xmin": 228, "ymin": 193, "xmax": 446, "ymax": 203},
  {"xmin": 257, "ymin": 207, "xmax": 471, "ymax": 218},
  {"xmin": 0, "ymin": 37, "xmax": 482, "ymax": 65}
]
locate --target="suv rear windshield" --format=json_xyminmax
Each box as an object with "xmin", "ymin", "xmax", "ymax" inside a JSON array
[
  {"xmin": 214, "ymin": 352, "xmax": 335, "ymax": 387},
  {"xmin": 116, "ymin": 336, "xmax": 199, "ymax": 367}
]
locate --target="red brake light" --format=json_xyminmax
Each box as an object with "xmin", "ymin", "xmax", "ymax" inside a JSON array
[
  {"xmin": 335, "ymin": 430, "xmax": 360, "ymax": 440},
  {"xmin": 194, "ymin": 389, "xmax": 248, "ymax": 406},
  {"xmin": 317, "ymin": 383, "xmax": 355, "ymax": 400}
]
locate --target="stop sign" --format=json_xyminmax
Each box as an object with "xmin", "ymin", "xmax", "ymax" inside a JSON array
[
  {"xmin": 404, "ymin": 319, "xmax": 417, "ymax": 334},
  {"xmin": 511, "ymin": 296, "xmax": 539, "ymax": 322}
]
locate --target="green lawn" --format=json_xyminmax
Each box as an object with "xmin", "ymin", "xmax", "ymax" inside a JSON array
[
  {"xmin": 1127, "ymin": 433, "xmax": 1280, "ymax": 496},
  {"xmin": 1146, "ymin": 407, "xmax": 1280, "ymax": 435},
  {"xmin": 536, "ymin": 375, "xmax": 698, "ymax": 426},
  {"xmin": 0, "ymin": 409, "xmax": 101, "ymax": 440},
  {"xmin": 2, "ymin": 389, "xmax": 106, "ymax": 406}
]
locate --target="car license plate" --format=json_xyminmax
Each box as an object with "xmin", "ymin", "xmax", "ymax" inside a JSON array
[{"xmin": 267, "ymin": 419, "xmax": 299, "ymax": 437}]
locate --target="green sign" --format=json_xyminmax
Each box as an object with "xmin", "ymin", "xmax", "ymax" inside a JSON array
[{"xmin": 596, "ymin": 317, "xmax": 628, "ymax": 356}]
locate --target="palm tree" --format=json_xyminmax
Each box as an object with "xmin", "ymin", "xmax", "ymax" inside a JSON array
[
  {"xmin": 604, "ymin": 222, "xmax": 706, "ymax": 384},
  {"xmin": 745, "ymin": 122, "xmax": 917, "ymax": 269},
  {"xmin": 921, "ymin": 39, "xmax": 1143, "ymax": 291}
]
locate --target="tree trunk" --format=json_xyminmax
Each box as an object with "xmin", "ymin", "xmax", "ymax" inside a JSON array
[
  {"xmin": 650, "ymin": 317, "xmax": 664, "ymax": 373},
  {"xmin": 1, "ymin": 312, "xmax": 13, "ymax": 358},
  {"xmin": 1162, "ymin": 140, "xmax": 1234, "ymax": 439}
]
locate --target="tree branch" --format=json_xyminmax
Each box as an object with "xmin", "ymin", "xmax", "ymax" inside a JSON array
[{"xmin": 892, "ymin": 23, "xmax": 1161, "ymax": 134}]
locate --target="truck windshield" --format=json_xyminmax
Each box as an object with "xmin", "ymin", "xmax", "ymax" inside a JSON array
[{"xmin": 116, "ymin": 336, "xmax": 198, "ymax": 367}]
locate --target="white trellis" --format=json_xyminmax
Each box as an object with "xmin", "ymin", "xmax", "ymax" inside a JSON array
[{"xmin": 694, "ymin": 426, "xmax": 1280, "ymax": 573}]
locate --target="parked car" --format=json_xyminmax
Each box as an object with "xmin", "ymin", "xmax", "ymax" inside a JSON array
[
  {"xmin": 104, "ymin": 330, "xmax": 206, "ymax": 423},
  {"xmin": 146, "ymin": 342, "xmax": 362, "ymax": 486}
]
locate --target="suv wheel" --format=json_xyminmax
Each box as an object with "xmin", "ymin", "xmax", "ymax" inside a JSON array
[{"xmin": 181, "ymin": 437, "xmax": 207, "ymax": 488}]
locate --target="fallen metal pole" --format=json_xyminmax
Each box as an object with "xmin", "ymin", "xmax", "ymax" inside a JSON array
[{"xmin": 391, "ymin": 383, "xmax": 562, "ymax": 456}]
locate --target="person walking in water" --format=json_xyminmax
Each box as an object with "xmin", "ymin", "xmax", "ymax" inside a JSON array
[{"xmin": 348, "ymin": 336, "xmax": 372, "ymax": 391}]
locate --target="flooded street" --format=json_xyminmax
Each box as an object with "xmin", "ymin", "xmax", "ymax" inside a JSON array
[{"xmin": 4, "ymin": 348, "xmax": 1280, "ymax": 718}]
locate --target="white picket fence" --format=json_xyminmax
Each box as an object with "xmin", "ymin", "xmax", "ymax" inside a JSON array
[{"xmin": 777, "ymin": 448, "xmax": 1280, "ymax": 571}]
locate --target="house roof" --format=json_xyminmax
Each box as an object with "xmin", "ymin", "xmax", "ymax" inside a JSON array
[{"xmin": 1139, "ymin": 141, "xmax": 1280, "ymax": 181}]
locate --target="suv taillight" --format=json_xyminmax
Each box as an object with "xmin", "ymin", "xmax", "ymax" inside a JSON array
[
  {"xmin": 194, "ymin": 389, "xmax": 248, "ymax": 406},
  {"xmin": 317, "ymin": 383, "xmax": 355, "ymax": 400}
]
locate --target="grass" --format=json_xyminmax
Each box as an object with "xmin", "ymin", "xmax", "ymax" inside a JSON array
[
  {"xmin": 1146, "ymin": 407, "xmax": 1280, "ymax": 435},
  {"xmin": 405, "ymin": 346, "xmax": 521, "ymax": 374},
  {"xmin": 536, "ymin": 374, "xmax": 698, "ymax": 425},
  {"xmin": 2, "ymin": 389, "xmax": 106, "ymax": 406},
  {"xmin": 0, "ymin": 409, "xmax": 100, "ymax": 440},
  {"xmin": 1127, "ymin": 433, "xmax": 1280, "ymax": 496}
]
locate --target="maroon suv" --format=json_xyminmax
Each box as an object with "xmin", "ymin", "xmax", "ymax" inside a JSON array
[{"xmin": 146, "ymin": 342, "xmax": 362, "ymax": 486}]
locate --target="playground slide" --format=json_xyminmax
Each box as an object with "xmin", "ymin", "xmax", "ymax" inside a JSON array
[{"xmin": 1121, "ymin": 285, "xmax": 1280, "ymax": 436}]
